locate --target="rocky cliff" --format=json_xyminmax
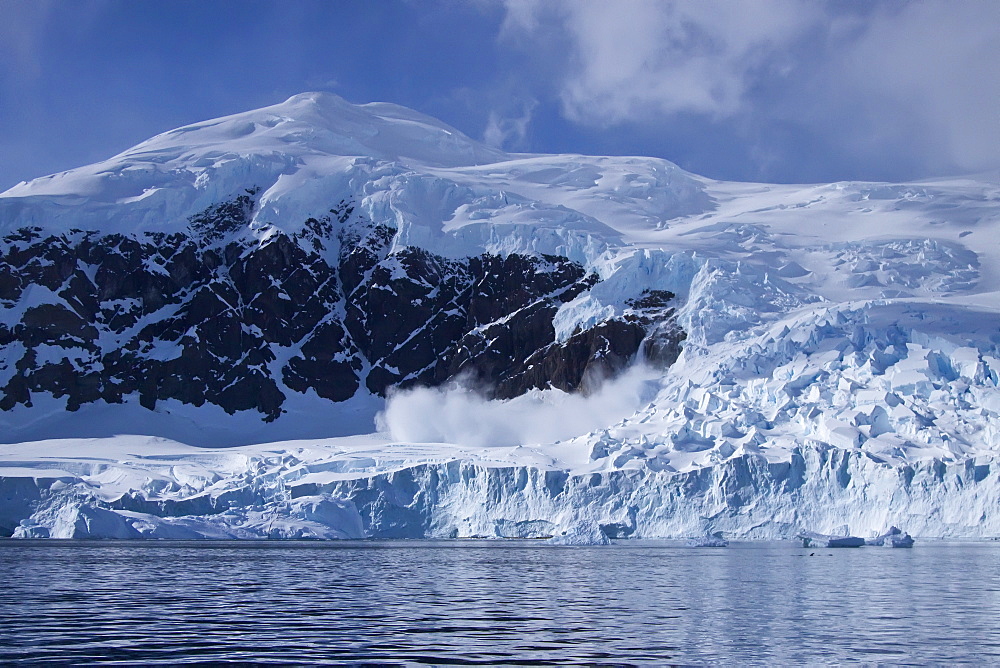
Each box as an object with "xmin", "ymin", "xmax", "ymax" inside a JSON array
[{"xmin": 0, "ymin": 192, "xmax": 683, "ymax": 422}]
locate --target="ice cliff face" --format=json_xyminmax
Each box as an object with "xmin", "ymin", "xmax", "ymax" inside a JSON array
[
  {"xmin": 1, "ymin": 92, "xmax": 999, "ymax": 540},
  {"xmin": 3, "ymin": 435, "xmax": 997, "ymax": 540}
]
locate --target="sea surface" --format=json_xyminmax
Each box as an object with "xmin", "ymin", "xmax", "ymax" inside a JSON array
[{"xmin": 0, "ymin": 540, "xmax": 998, "ymax": 665}]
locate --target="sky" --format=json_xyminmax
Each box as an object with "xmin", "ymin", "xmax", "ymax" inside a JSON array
[{"xmin": 1, "ymin": 0, "xmax": 998, "ymax": 191}]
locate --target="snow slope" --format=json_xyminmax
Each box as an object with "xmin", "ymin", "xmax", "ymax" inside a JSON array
[{"xmin": 2, "ymin": 92, "xmax": 1000, "ymax": 540}]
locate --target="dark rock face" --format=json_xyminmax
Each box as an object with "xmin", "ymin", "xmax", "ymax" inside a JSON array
[{"xmin": 0, "ymin": 193, "xmax": 685, "ymax": 421}]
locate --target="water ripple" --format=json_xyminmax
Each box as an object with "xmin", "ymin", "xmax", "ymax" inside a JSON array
[{"xmin": 0, "ymin": 541, "xmax": 998, "ymax": 664}]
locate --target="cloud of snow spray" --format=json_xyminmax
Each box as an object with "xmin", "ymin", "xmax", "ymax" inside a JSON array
[{"xmin": 376, "ymin": 363, "xmax": 661, "ymax": 447}]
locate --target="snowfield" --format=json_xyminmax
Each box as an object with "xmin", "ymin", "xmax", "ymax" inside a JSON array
[{"xmin": 2, "ymin": 92, "xmax": 1000, "ymax": 541}]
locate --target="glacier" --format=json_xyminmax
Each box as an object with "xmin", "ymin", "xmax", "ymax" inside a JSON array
[{"xmin": 2, "ymin": 91, "xmax": 1000, "ymax": 541}]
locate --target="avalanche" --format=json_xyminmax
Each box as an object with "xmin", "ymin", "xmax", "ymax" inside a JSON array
[{"xmin": 2, "ymin": 92, "xmax": 1000, "ymax": 541}]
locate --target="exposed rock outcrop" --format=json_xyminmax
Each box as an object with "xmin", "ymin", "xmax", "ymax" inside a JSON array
[{"xmin": 0, "ymin": 193, "xmax": 685, "ymax": 421}]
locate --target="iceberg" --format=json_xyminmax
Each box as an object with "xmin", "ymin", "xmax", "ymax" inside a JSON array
[
  {"xmin": 866, "ymin": 526, "xmax": 915, "ymax": 548},
  {"xmin": 798, "ymin": 531, "xmax": 866, "ymax": 548}
]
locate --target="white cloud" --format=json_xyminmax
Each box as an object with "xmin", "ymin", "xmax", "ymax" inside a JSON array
[
  {"xmin": 827, "ymin": 1, "xmax": 1000, "ymax": 174},
  {"xmin": 500, "ymin": 0, "xmax": 1000, "ymax": 176},
  {"xmin": 482, "ymin": 98, "xmax": 537, "ymax": 150},
  {"xmin": 505, "ymin": 0, "xmax": 821, "ymax": 123}
]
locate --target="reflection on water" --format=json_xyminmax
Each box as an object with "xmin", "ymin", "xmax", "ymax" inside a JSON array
[{"xmin": 1, "ymin": 540, "xmax": 998, "ymax": 664}]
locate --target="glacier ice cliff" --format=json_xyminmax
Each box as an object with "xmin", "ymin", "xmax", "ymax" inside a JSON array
[{"xmin": 2, "ymin": 437, "xmax": 997, "ymax": 540}]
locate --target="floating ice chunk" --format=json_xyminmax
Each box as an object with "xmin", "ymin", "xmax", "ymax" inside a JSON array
[
  {"xmin": 798, "ymin": 531, "xmax": 866, "ymax": 548},
  {"xmin": 885, "ymin": 533, "xmax": 915, "ymax": 548},
  {"xmin": 866, "ymin": 526, "xmax": 915, "ymax": 548}
]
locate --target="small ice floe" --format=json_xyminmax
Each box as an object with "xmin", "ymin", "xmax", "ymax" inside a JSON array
[
  {"xmin": 866, "ymin": 526, "xmax": 915, "ymax": 548},
  {"xmin": 687, "ymin": 531, "xmax": 729, "ymax": 547},
  {"xmin": 798, "ymin": 531, "xmax": 866, "ymax": 548}
]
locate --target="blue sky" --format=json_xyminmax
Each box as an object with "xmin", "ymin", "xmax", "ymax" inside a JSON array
[{"xmin": 1, "ymin": 0, "xmax": 997, "ymax": 191}]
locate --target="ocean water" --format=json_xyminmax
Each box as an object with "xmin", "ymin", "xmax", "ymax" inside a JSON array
[{"xmin": 0, "ymin": 540, "xmax": 998, "ymax": 665}]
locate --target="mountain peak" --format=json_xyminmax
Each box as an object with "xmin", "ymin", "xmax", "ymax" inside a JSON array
[
  {"xmin": 126, "ymin": 90, "xmax": 507, "ymax": 168},
  {"xmin": 282, "ymin": 89, "xmax": 349, "ymax": 106},
  {"xmin": 0, "ymin": 93, "xmax": 507, "ymax": 204}
]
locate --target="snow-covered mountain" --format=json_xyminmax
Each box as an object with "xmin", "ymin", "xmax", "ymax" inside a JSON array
[{"xmin": 2, "ymin": 92, "xmax": 999, "ymax": 540}]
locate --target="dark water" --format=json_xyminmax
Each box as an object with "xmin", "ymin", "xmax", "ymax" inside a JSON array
[{"xmin": 1, "ymin": 540, "xmax": 998, "ymax": 665}]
